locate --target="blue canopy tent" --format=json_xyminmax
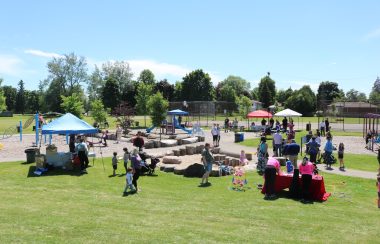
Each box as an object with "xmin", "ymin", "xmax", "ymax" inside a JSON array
[{"xmin": 42, "ymin": 113, "xmax": 98, "ymax": 135}]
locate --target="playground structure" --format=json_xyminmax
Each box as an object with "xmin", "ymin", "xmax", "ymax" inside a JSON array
[
  {"xmin": 363, "ymin": 113, "xmax": 380, "ymax": 151},
  {"xmin": 146, "ymin": 109, "xmax": 195, "ymax": 135}
]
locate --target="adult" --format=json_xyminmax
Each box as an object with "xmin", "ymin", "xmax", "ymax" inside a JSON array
[
  {"xmin": 216, "ymin": 124, "xmax": 221, "ymax": 147},
  {"xmin": 325, "ymin": 118, "xmax": 330, "ymax": 132},
  {"xmin": 75, "ymin": 138, "xmax": 89, "ymax": 174},
  {"xmin": 211, "ymin": 124, "xmax": 218, "ymax": 147},
  {"xmin": 131, "ymin": 149, "xmax": 142, "ymax": 191},
  {"xmin": 178, "ymin": 116, "xmax": 182, "ymax": 127},
  {"xmin": 264, "ymin": 157, "xmax": 282, "ymax": 199},
  {"xmin": 224, "ymin": 117, "xmax": 230, "ymax": 133},
  {"xmin": 269, "ymin": 117, "xmax": 274, "ymax": 129},
  {"xmin": 69, "ymin": 134, "xmax": 76, "ymax": 153},
  {"xmin": 273, "ymin": 130, "xmax": 283, "ymax": 157},
  {"xmin": 261, "ymin": 118, "xmax": 267, "ymax": 126},
  {"xmin": 282, "ymin": 117, "xmax": 288, "ymax": 132},
  {"xmin": 115, "ymin": 125, "xmax": 123, "ymax": 144},
  {"xmin": 257, "ymin": 136, "xmax": 268, "ymax": 175},
  {"xmin": 201, "ymin": 143, "xmax": 214, "ymax": 186},
  {"xmin": 306, "ymin": 136, "xmax": 320, "ymax": 163},
  {"xmin": 319, "ymin": 120, "xmax": 326, "ymax": 137},
  {"xmin": 102, "ymin": 130, "xmax": 109, "ymax": 146},
  {"xmin": 133, "ymin": 131, "xmax": 145, "ymax": 152},
  {"xmin": 283, "ymin": 139, "xmax": 300, "ymax": 169},
  {"xmin": 233, "ymin": 118, "xmax": 238, "ymax": 130},
  {"xmin": 324, "ymin": 135, "xmax": 334, "ymax": 169},
  {"xmin": 305, "ymin": 131, "xmax": 313, "ymax": 153},
  {"xmin": 299, "ymin": 157, "xmax": 315, "ymax": 203},
  {"xmin": 275, "ymin": 119, "xmax": 281, "ymax": 131}
]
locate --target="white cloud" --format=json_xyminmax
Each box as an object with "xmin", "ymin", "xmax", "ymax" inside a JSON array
[
  {"xmin": 363, "ymin": 27, "xmax": 380, "ymax": 41},
  {"xmin": 290, "ymin": 81, "xmax": 319, "ymax": 92},
  {"xmin": 0, "ymin": 55, "xmax": 23, "ymax": 76},
  {"xmin": 24, "ymin": 49, "xmax": 63, "ymax": 58},
  {"xmin": 127, "ymin": 59, "xmax": 190, "ymax": 79}
]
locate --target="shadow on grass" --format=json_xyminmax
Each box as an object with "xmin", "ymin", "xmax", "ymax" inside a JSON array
[
  {"xmin": 122, "ymin": 191, "xmax": 137, "ymax": 197},
  {"xmin": 21, "ymin": 161, "xmax": 33, "ymax": 165},
  {"xmin": 26, "ymin": 166, "xmax": 83, "ymax": 178},
  {"xmin": 262, "ymin": 190, "xmax": 317, "ymax": 204}
]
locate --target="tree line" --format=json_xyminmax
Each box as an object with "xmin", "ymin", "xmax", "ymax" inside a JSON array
[{"xmin": 0, "ymin": 53, "xmax": 379, "ymax": 118}]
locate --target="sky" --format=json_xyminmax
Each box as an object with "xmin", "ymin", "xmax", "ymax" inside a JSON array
[{"xmin": 0, "ymin": 0, "xmax": 379, "ymax": 95}]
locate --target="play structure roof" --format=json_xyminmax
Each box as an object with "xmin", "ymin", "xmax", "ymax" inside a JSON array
[
  {"xmin": 274, "ymin": 108, "xmax": 302, "ymax": 117},
  {"xmin": 42, "ymin": 113, "xmax": 98, "ymax": 135},
  {"xmin": 246, "ymin": 110, "xmax": 272, "ymax": 118},
  {"xmin": 365, "ymin": 113, "xmax": 380, "ymax": 118},
  {"xmin": 167, "ymin": 109, "xmax": 189, "ymax": 115}
]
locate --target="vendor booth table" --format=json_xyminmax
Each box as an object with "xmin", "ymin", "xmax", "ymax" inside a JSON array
[{"xmin": 261, "ymin": 174, "xmax": 331, "ymax": 201}]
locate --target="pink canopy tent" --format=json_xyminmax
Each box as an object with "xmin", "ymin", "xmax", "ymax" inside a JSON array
[{"xmin": 247, "ymin": 110, "xmax": 273, "ymax": 118}]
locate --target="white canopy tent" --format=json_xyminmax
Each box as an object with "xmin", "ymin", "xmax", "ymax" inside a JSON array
[
  {"xmin": 275, "ymin": 108, "xmax": 303, "ymax": 130},
  {"xmin": 274, "ymin": 108, "xmax": 302, "ymax": 117}
]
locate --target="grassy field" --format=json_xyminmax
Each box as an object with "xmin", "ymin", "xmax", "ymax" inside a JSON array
[{"xmin": 0, "ymin": 159, "xmax": 379, "ymax": 243}]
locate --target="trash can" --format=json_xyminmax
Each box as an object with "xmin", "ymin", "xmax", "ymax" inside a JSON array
[
  {"xmin": 24, "ymin": 148, "xmax": 39, "ymax": 164},
  {"xmin": 234, "ymin": 132, "xmax": 244, "ymax": 143},
  {"xmin": 306, "ymin": 123, "xmax": 311, "ymax": 131}
]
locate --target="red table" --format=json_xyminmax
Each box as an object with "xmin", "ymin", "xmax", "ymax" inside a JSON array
[{"xmin": 261, "ymin": 174, "xmax": 331, "ymax": 201}]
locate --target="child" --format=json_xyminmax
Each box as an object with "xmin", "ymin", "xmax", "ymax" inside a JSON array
[
  {"xmin": 112, "ymin": 152, "xmax": 118, "ymax": 176},
  {"xmin": 239, "ymin": 150, "xmax": 248, "ymax": 166},
  {"xmin": 377, "ymin": 175, "xmax": 380, "ymax": 209},
  {"xmin": 124, "ymin": 167, "xmax": 136, "ymax": 194},
  {"xmin": 123, "ymin": 148, "xmax": 130, "ymax": 174},
  {"xmin": 338, "ymin": 142, "xmax": 345, "ymax": 170}
]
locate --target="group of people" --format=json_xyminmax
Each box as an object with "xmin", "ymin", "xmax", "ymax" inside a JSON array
[
  {"xmin": 319, "ymin": 118, "xmax": 330, "ymax": 137},
  {"xmin": 224, "ymin": 117, "xmax": 239, "ymax": 132},
  {"xmin": 211, "ymin": 124, "xmax": 221, "ymax": 147}
]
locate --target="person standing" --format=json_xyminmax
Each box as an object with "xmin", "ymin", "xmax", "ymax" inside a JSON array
[
  {"xmin": 133, "ymin": 131, "xmax": 145, "ymax": 152},
  {"xmin": 299, "ymin": 157, "xmax": 315, "ymax": 203},
  {"xmin": 320, "ymin": 120, "xmax": 326, "ymax": 137},
  {"xmin": 123, "ymin": 147, "xmax": 130, "ymax": 174},
  {"xmin": 257, "ymin": 136, "xmax": 268, "ymax": 175},
  {"xmin": 224, "ymin": 117, "xmax": 229, "ymax": 133},
  {"xmin": 325, "ymin": 118, "xmax": 330, "ymax": 133},
  {"xmin": 69, "ymin": 134, "xmax": 76, "ymax": 153},
  {"xmin": 115, "ymin": 125, "xmax": 123, "ymax": 144},
  {"xmin": 233, "ymin": 118, "xmax": 238, "ymax": 130},
  {"xmin": 269, "ymin": 117, "xmax": 274, "ymax": 129},
  {"xmin": 273, "ymin": 130, "xmax": 283, "ymax": 157},
  {"xmin": 283, "ymin": 139, "xmax": 300, "ymax": 169},
  {"xmin": 201, "ymin": 143, "xmax": 214, "ymax": 186},
  {"xmin": 131, "ymin": 149, "xmax": 142, "ymax": 191},
  {"xmin": 216, "ymin": 124, "xmax": 221, "ymax": 147},
  {"xmin": 338, "ymin": 142, "xmax": 345, "ymax": 170},
  {"xmin": 112, "ymin": 152, "xmax": 118, "ymax": 176},
  {"xmin": 261, "ymin": 118, "xmax": 267, "ymax": 126},
  {"xmin": 178, "ymin": 116, "xmax": 182, "ymax": 127},
  {"xmin": 211, "ymin": 124, "xmax": 218, "ymax": 147},
  {"xmin": 376, "ymin": 175, "xmax": 380, "ymax": 208},
  {"xmin": 75, "ymin": 138, "xmax": 89, "ymax": 174},
  {"xmin": 306, "ymin": 136, "xmax": 320, "ymax": 163},
  {"xmin": 264, "ymin": 157, "xmax": 282, "ymax": 200},
  {"xmin": 324, "ymin": 136, "xmax": 334, "ymax": 169},
  {"xmin": 124, "ymin": 167, "xmax": 136, "ymax": 194},
  {"xmin": 282, "ymin": 117, "xmax": 288, "ymax": 132}
]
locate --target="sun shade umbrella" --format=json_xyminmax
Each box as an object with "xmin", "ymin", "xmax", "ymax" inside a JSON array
[{"xmin": 246, "ymin": 110, "xmax": 273, "ymax": 118}]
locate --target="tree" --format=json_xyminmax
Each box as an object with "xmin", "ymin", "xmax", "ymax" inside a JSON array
[
  {"xmin": 91, "ymin": 99, "xmax": 108, "ymax": 124},
  {"xmin": 257, "ymin": 75, "xmax": 276, "ymax": 108},
  {"xmin": 345, "ymin": 89, "xmax": 367, "ymax": 102},
  {"xmin": 87, "ymin": 66, "xmax": 105, "ymax": 103},
  {"xmin": 102, "ymin": 77, "xmax": 120, "ymax": 110},
  {"xmin": 276, "ymin": 87, "xmax": 293, "ymax": 104},
  {"xmin": 237, "ymin": 95, "xmax": 252, "ymax": 118},
  {"xmin": 138, "ymin": 69, "xmax": 155, "ymax": 85},
  {"xmin": 317, "ymin": 81, "xmax": 343, "ymax": 110},
  {"xmin": 285, "ymin": 85, "xmax": 316, "ymax": 116},
  {"xmin": 219, "ymin": 75, "xmax": 251, "ymax": 99},
  {"xmin": 47, "ymin": 53, "xmax": 88, "ymax": 95},
  {"xmin": 369, "ymin": 77, "xmax": 380, "ymax": 103},
  {"xmin": 135, "ymin": 82, "xmax": 154, "ymax": 127},
  {"xmin": 0, "ymin": 80, "xmax": 5, "ymax": 111},
  {"xmin": 61, "ymin": 93, "xmax": 84, "ymax": 118},
  {"xmin": 173, "ymin": 81, "xmax": 183, "ymax": 101},
  {"xmin": 181, "ymin": 69, "xmax": 215, "ymax": 101},
  {"xmin": 25, "ymin": 90, "xmax": 40, "ymax": 113},
  {"xmin": 154, "ymin": 79, "xmax": 174, "ymax": 101},
  {"xmin": 15, "ymin": 80, "xmax": 26, "ymax": 114},
  {"xmin": 44, "ymin": 79, "xmax": 65, "ymax": 112},
  {"xmin": 2, "ymin": 86, "xmax": 17, "ymax": 112},
  {"xmin": 148, "ymin": 92, "xmax": 169, "ymax": 127}
]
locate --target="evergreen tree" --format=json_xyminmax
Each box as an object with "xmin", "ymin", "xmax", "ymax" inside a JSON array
[{"xmin": 15, "ymin": 80, "xmax": 26, "ymax": 114}]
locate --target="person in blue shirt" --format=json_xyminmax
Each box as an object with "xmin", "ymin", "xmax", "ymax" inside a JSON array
[
  {"xmin": 324, "ymin": 136, "xmax": 334, "ymax": 169},
  {"xmin": 283, "ymin": 139, "xmax": 300, "ymax": 169}
]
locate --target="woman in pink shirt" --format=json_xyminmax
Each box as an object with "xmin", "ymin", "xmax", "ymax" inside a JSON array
[
  {"xmin": 264, "ymin": 157, "xmax": 282, "ymax": 199},
  {"xmin": 299, "ymin": 157, "xmax": 315, "ymax": 202}
]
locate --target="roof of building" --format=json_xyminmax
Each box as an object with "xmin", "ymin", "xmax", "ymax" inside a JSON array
[{"xmin": 328, "ymin": 101, "xmax": 377, "ymax": 108}]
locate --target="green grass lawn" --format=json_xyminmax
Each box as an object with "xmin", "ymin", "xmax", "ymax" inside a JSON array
[
  {"xmin": 341, "ymin": 153, "xmax": 379, "ymax": 172},
  {"xmin": 0, "ymin": 159, "xmax": 379, "ymax": 243}
]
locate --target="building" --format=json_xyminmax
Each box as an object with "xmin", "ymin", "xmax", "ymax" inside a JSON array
[{"xmin": 327, "ymin": 101, "xmax": 379, "ymax": 117}]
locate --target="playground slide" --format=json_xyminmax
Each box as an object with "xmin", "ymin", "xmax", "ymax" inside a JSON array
[
  {"xmin": 146, "ymin": 126, "xmax": 155, "ymax": 133},
  {"xmin": 176, "ymin": 125, "xmax": 192, "ymax": 134}
]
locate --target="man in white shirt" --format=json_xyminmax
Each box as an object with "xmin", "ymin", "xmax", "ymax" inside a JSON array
[{"xmin": 273, "ymin": 130, "xmax": 283, "ymax": 157}]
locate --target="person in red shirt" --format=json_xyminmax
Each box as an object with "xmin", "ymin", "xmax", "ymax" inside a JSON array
[{"xmin": 299, "ymin": 157, "xmax": 315, "ymax": 203}]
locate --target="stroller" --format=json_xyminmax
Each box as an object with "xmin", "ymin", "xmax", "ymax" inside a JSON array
[
  {"xmin": 217, "ymin": 161, "xmax": 234, "ymax": 176},
  {"xmin": 139, "ymin": 153, "xmax": 160, "ymax": 175},
  {"xmin": 320, "ymin": 151, "xmax": 337, "ymax": 165}
]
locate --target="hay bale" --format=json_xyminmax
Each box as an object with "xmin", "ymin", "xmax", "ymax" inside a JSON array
[
  {"xmin": 184, "ymin": 163, "xmax": 205, "ymax": 178},
  {"xmin": 162, "ymin": 156, "xmax": 182, "ymax": 164},
  {"xmin": 212, "ymin": 147, "xmax": 220, "ymax": 154},
  {"xmin": 165, "ymin": 151, "xmax": 174, "ymax": 156},
  {"xmin": 186, "ymin": 146, "xmax": 195, "ymax": 155},
  {"xmin": 176, "ymin": 138, "xmax": 183, "ymax": 145},
  {"xmin": 182, "ymin": 137, "xmax": 198, "ymax": 144},
  {"xmin": 153, "ymin": 140, "xmax": 161, "ymax": 148},
  {"xmin": 160, "ymin": 165, "xmax": 166, "ymax": 171},
  {"xmin": 219, "ymin": 155, "xmax": 226, "ymax": 160},
  {"xmin": 198, "ymin": 144, "xmax": 205, "ymax": 153},
  {"xmin": 144, "ymin": 141, "xmax": 154, "ymax": 149},
  {"xmin": 179, "ymin": 148, "xmax": 186, "ymax": 156},
  {"xmin": 210, "ymin": 168, "xmax": 221, "ymax": 177},
  {"xmin": 160, "ymin": 139, "xmax": 178, "ymax": 147}
]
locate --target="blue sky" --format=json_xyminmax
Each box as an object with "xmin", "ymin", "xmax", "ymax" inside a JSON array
[{"xmin": 0, "ymin": 0, "xmax": 379, "ymax": 95}]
